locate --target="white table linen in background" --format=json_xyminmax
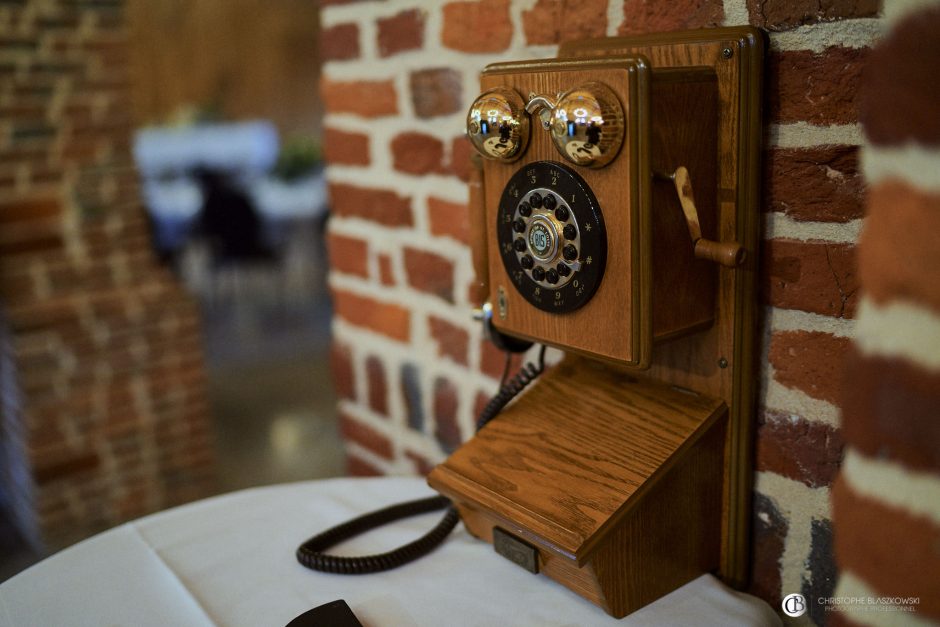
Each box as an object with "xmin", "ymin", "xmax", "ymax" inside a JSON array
[
  {"xmin": 0, "ymin": 477, "xmax": 781, "ymax": 627},
  {"xmin": 133, "ymin": 121, "xmax": 279, "ymax": 178}
]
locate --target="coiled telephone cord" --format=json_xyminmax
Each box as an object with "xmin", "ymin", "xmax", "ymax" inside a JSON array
[
  {"xmin": 476, "ymin": 346, "xmax": 545, "ymax": 431},
  {"xmin": 296, "ymin": 345, "xmax": 546, "ymax": 575}
]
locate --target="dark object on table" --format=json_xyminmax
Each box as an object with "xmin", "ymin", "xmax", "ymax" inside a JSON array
[{"xmin": 286, "ymin": 600, "xmax": 364, "ymax": 627}]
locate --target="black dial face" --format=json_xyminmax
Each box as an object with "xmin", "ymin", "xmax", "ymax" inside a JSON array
[{"xmin": 497, "ymin": 161, "xmax": 607, "ymax": 313}]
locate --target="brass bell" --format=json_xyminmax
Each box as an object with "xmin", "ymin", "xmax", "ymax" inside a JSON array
[
  {"xmin": 467, "ymin": 88, "xmax": 529, "ymax": 162},
  {"xmin": 550, "ymin": 82, "xmax": 624, "ymax": 168}
]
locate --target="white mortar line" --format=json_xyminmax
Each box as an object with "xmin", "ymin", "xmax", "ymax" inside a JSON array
[
  {"xmin": 768, "ymin": 307, "xmax": 855, "ymax": 338},
  {"xmin": 383, "ymin": 330, "xmax": 410, "ymax": 456},
  {"xmin": 842, "ymin": 449, "xmax": 940, "ymax": 526},
  {"xmin": 343, "ymin": 335, "xmax": 367, "ymax": 418},
  {"xmin": 768, "ymin": 18, "xmax": 884, "ymax": 52},
  {"xmin": 328, "ymin": 215, "xmax": 473, "ymax": 267},
  {"xmin": 320, "ymin": 112, "xmax": 464, "ymax": 140},
  {"xmin": 321, "ymin": 1, "xmax": 559, "ymax": 86},
  {"xmin": 509, "ymin": 0, "xmax": 537, "ymax": 50},
  {"xmin": 759, "ymin": 308, "xmax": 845, "ymax": 428},
  {"xmin": 862, "ymin": 142, "xmax": 940, "ymax": 192},
  {"xmin": 409, "ymin": 188, "xmax": 431, "ymax": 235},
  {"xmin": 755, "ymin": 472, "xmax": 832, "ymax": 603},
  {"xmin": 342, "ymin": 395, "xmax": 409, "ymax": 468},
  {"xmin": 339, "ymin": 398, "xmax": 394, "ymax": 437},
  {"xmin": 330, "ymin": 279, "xmax": 480, "ymax": 346},
  {"xmin": 762, "ymin": 375, "xmax": 843, "ymax": 428},
  {"xmin": 606, "ymin": 0, "xmax": 626, "ymax": 35},
  {"xmin": 834, "ymin": 571, "xmax": 936, "ymax": 627},
  {"xmin": 327, "ymin": 167, "xmax": 471, "ymax": 201},
  {"xmin": 321, "ymin": 55, "xmax": 478, "ymax": 81},
  {"xmin": 420, "ymin": 1, "xmax": 443, "ymax": 64},
  {"xmin": 363, "ymin": 227, "xmax": 382, "ymax": 286},
  {"xmin": 770, "ymin": 123, "xmax": 864, "ymax": 148},
  {"xmin": 359, "ymin": 9, "xmax": 379, "ymax": 61},
  {"xmin": 722, "ymin": 0, "xmax": 750, "ymax": 26},
  {"xmin": 763, "ymin": 213, "xmax": 864, "ymax": 244},
  {"xmin": 884, "ymin": 0, "xmax": 940, "ymax": 25},
  {"xmin": 344, "ymin": 440, "xmax": 400, "ymax": 475},
  {"xmin": 326, "ymin": 217, "xmax": 416, "ymax": 242},
  {"xmin": 333, "ymin": 319, "xmax": 495, "ymax": 389},
  {"xmin": 320, "ymin": 0, "xmax": 410, "ymax": 28},
  {"xmin": 854, "ymin": 297, "xmax": 940, "ymax": 371}
]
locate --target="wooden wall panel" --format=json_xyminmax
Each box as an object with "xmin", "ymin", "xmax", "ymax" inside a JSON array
[{"xmin": 126, "ymin": 0, "xmax": 322, "ymax": 139}]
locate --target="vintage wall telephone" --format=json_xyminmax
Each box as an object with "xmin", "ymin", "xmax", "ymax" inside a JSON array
[{"xmin": 298, "ymin": 27, "xmax": 762, "ymax": 620}]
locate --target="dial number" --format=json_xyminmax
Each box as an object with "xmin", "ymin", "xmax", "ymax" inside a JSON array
[{"xmin": 496, "ymin": 161, "xmax": 607, "ymax": 314}]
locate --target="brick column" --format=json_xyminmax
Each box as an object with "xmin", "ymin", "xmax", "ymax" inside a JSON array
[
  {"xmin": 0, "ymin": 0, "xmax": 214, "ymax": 548},
  {"xmin": 831, "ymin": 2, "xmax": 940, "ymax": 625},
  {"xmin": 319, "ymin": 1, "xmax": 883, "ymax": 621}
]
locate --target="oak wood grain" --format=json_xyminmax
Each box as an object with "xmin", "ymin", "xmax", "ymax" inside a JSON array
[
  {"xmin": 561, "ymin": 27, "xmax": 763, "ymax": 587},
  {"xmin": 431, "ymin": 356, "xmax": 727, "ymax": 618},
  {"xmin": 455, "ymin": 503, "xmax": 611, "ymax": 611},
  {"xmin": 648, "ymin": 73, "xmax": 718, "ymax": 340},
  {"xmin": 127, "ymin": 0, "xmax": 320, "ymax": 135},
  {"xmin": 469, "ymin": 154, "xmax": 489, "ymax": 307},
  {"xmin": 440, "ymin": 29, "xmax": 761, "ymax": 615},
  {"xmin": 429, "ymin": 356, "xmax": 726, "ymax": 561},
  {"xmin": 479, "ymin": 57, "xmax": 651, "ymax": 367},
  {"xmin": 593, "ymin": 417, "xmax": 725, "ymax": 617}
]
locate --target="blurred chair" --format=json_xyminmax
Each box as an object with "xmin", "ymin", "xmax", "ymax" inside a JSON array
[{"xmin": 193, "ymin": 167, "xmax": 278, "ymax": 308}]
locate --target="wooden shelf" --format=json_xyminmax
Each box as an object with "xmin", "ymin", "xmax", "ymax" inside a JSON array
[{"xmin": 429, "ymin": 356, "xmax": 728, "ymax": 617}]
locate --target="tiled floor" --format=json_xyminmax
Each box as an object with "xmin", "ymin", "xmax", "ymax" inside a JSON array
[
  {"xmin": 0, "ymin": 273, "xmax": 342, "ymax": 582},
  {"xmin": 204, "ymin": 297, "xmax": 345, "ymax": 492}
]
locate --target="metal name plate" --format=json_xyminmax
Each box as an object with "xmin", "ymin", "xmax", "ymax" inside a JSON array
[{"xmin": 493, "ymin": 527, "xmax": 539, "ymax": 574}]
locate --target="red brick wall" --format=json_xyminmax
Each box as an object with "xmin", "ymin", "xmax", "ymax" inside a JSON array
[
  {"xmin": 0, "ymin": 0, "xmax": 214, "ymax": 549},
  {"xmin": 830, "ymin": 3, "xmax": 940, "ymax": 625},
  {"xmin": 320, "ymin": 1, "xmax": 883, "ymax": 620}
]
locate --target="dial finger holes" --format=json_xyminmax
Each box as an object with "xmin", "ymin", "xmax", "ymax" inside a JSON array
[
  {"xmin": 497, "ymin": 161, "xmax": 606, "ymax": 314},
  {"xmin": 510, "ymin": 186, "xmax": 581, "ymax": 289}
]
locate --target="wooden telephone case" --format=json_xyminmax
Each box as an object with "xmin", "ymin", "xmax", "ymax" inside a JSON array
[{"xmin": 428, "ymin": 28, "xmax": 762, "ymax": 618}]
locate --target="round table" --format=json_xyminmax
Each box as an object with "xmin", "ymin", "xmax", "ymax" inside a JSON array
[{"xmin": 0, "ymin": 478, "xmax": 781, "ymax": 626}]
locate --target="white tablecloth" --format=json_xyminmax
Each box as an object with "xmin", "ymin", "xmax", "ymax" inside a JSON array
[{"xmin": 0, "ymin": 478, "xmax": 781, "ymax": 626}]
